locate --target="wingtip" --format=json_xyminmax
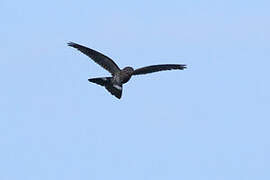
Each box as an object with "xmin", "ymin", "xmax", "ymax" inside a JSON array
[
  {"xmin": 67, "ymin": 41, "xmax": 76, "ymax": 47},
  {"xmin": 179, "ymin": 64, "xmax": 187, "ymax": 69},
  {"xmin": 67, "ymin": 42, "xmax": 82, "ymax": 50}
]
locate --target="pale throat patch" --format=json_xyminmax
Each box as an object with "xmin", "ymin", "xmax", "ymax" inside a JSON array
[{"xmin": 113, "ymin": 84, "xmax": 122, "ymax": 90}]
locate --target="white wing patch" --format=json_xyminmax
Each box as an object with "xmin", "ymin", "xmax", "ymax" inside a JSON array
[
  {"xmin": 113, "ymin": 84, "xmax": 122, "ymax": 90},
  {"xmin": 102, "ymin": 77, "xmax": 107, "ymax": 81}
]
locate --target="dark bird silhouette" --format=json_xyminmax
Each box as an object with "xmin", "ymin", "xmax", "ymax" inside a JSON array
[{"xmin": 68, "ymin": 42, "xmax": 186, "ymax": 99}]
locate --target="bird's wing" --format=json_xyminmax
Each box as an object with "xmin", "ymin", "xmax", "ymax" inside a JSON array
[
  {"xmin": 68, "ymin": 42, "xmax": 121, "ymax": 75},
  {"xmin": 105, "ymin": 83, "xmax": 122, "ymax": 99},
  {"xmin": 132, "ymin": 64, "xmax": 186, "ymax": 75}
]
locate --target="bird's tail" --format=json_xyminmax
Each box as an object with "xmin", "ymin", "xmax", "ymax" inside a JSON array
[
  {"xmin": 88, "ymin": 77, "xmax": 111, "ymax": 86},
  {"xmin": 88, "ymin": 77, "xmax": 122, "ymax": 99}
]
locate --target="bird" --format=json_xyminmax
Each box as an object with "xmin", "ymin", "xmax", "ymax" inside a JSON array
[{"xmin": 68, "ymin": 42, "xmax": 187, "ymax": 99}]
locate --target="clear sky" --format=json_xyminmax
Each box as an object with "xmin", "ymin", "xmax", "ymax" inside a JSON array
[{"xmin": 1, "ymin": 0, "xmax": 270, "ymax": 179}]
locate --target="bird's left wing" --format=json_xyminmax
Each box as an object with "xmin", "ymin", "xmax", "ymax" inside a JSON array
[
  {"xmin": 68, "ymin": 42, "xmax": 121, "ymax": 75},
  {"xmin": 132, "ymin": 64, "xmax": 186, "ymax": 75}
]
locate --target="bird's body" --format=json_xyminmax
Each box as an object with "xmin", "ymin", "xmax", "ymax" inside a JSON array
[
  {"xmin": 68, "ymin": 42, "xmax": 186, "ymax": 99},
  {"xmin": 116, "ymin": 67, "xmax": 134, "ymax": 84}
]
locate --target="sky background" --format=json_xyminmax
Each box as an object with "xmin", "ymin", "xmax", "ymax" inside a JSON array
[{"xmin": 1, "ymin": 0, "xmax": 270, "ymax": 179}]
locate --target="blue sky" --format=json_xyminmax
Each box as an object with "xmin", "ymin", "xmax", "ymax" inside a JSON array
[{"xmin": 1, "ymin": 0, "xmax": 270, "ymax": 179}]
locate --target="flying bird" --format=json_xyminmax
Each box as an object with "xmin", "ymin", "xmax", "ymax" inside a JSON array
[{"xmin": 68, "ymin": 42, "xmax": 186, "ymax": 99}]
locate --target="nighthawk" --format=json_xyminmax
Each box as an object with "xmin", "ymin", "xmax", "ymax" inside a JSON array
[{"xmin": 68, "ymin": 42, "xmax": 186, "ymax": 99}]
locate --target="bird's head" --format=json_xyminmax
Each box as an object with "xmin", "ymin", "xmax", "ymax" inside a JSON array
[{"xmin": 122, "ymin": 66, "xmax": 134, "ymax": 75}]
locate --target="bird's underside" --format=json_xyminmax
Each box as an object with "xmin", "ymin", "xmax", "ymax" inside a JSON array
[{"xmin": 68, "ymin": 42, "xmax": 187, "ymax": 99}]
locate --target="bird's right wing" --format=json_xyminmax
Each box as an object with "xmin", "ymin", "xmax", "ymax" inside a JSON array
[
  {"xmin": 132, "ymin": 64, "xmax": 186, "ymax": 75},
  {"xmin": 105, "ymin": 83, "xmax": 122, "ymax": 99},
  {"xmin": 68, "ymin": 42, "xmax": 121, "ymax": 75}
]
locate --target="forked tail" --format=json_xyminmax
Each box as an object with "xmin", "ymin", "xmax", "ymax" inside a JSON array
[
  {"xmin": 88, "ymin": 77, "xmax": 111, "ymax": 86},
  {"xmin": 88, "ymin": 77, "xmax": 122, "ymax": 99}
]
